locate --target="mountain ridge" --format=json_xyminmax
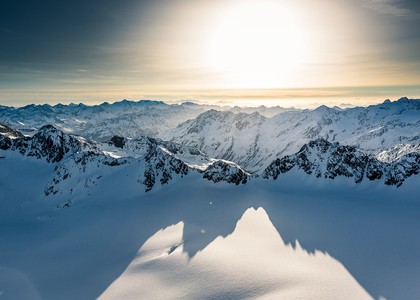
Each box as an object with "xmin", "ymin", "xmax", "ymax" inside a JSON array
[{"xmin": 1, "ymin": 123, "xmax": 418, "ymax": 203}]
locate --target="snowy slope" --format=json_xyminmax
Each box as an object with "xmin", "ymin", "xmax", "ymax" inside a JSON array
[
  {"xmin": 101, "ymin": 208, "xmax": 371, "ymax": 300},
  {"xmin": 1, "ymin": 174, "xmax": 419, "ymax": 300},
  {"xmin": 1, "ymin": 98, "xmax": 420, "ymax": 300},
  {"xmin": 166, "ymin": 98, "xmax": 420, "ymax": 172},
  {"xmin": 0, "ymin": 122, "xmax": 419, "ymax": 299},
  {"xmin": 0, "ymin": 125, "xmax": 250, "ymax": 204}
]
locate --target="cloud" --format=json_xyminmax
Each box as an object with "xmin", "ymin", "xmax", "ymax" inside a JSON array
[{"xmin": 363, "ymin": 0, "xmax": 412, "ymax": 16}]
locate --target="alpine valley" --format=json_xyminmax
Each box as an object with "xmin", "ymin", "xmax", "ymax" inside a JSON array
[{"xmin": 1, "ymin": 98, "xmax": 419, "ymax": 300}]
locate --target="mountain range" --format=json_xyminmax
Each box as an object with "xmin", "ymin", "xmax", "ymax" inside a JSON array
[
  {"xmin": 1, "ymin": 97, "xmax": 419, "ymax": 206},
  {"xmin": 1, "ymin": 97, "xmax": 420, "ymax": 300}
]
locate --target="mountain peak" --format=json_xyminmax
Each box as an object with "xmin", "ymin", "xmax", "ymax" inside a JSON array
[
  {"xmin": 397, "ymin": 96, "xmax": 409, "ymax": 102},
  {"xmin": 0, "ymin": 124, "xmax": 24, "ymax": 139}
]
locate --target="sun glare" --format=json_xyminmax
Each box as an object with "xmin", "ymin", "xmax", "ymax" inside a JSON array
[{"xmin": 204, "ymin": 0, "xmax": 307, "ymax": 89}]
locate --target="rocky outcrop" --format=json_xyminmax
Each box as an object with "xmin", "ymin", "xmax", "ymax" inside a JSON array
[
  {"xmin": 263, "ymin": 139, "xmax": 419, "ymax": 187},
  {"xmin": 142, "ymin": 146, "xmax": 190, "ymax": 192},
  {"xmin": 1, "ymin": 124, "xmax": 98, "ymax": 162},
  {"xmin": 203, "ymin": 160, "xmax": 249, "ymax": 185}
]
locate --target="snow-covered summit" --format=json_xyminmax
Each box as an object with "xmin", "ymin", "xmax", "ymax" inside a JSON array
[
  {"xmin": 167, "ymin": 98, "xmax": 420, "ymax": 172},
  {"xmin": 0, "ymin": 123, "xmax": 24, "ymax": 139},
  {"xmin": 263, "ymin": 138, "xmax": 419, "ymax": 187},
  {"xmin": 0, "ymin": 124, "xmax": 251, "ymax": 201},
  {"xmin": 0, "ymin": 124, "xmax": 98, "ymax": 162}
]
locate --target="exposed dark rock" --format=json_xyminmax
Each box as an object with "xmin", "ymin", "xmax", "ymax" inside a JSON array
[
  {"xmin": 142, "ymin": 146, "xmax": 190, "ymax": 192},
  {"xmin": 0, "ymin": 124, "xmax": 24, "ymax": 139},
  {"xmin": 109, "ymin": 136, "xmax": 125, "ymax": 149},
  {"xmin": 263, "ymin": 138, "xmax": 419, "ymax": 187},
  {"xmin": 202, "ymin": 160, "xmax": 249, "ymax": 185},
  {"xmin": 1, "ymin": 124, "xmax": 98, "ymax": 163}
]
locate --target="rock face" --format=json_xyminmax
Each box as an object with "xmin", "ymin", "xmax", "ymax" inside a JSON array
[
  {"xmin": 142, "ymin": 146, "xmax": 190, "ymax": 192},
  {"xmin": 0, "ymin": 124, "xmax": 24, "ymax": 139},
  {"xmin": 109, "ymin": 136, "xmax": 125, "ymax": 149},
  {"xmin": 0, "ymin": 124, "xmax": 249, "ymax": 199},
  {"xmin": 203, "ymin": 160, "xmax": 249, "ymax": 185},
  {"xmin": 263, "ymin": 139, "xmax": 419, "ymax": 187},
  {"xmin": 0, "ymin": 124, "xmax": 98, "ymax": 162},
  {"xmin": 384, "ymin": 151, "xmax": 420, "ymax": 186},
  {"xmin": 110, "ymin": 135, "xmax": 206, "ymax": 158}
]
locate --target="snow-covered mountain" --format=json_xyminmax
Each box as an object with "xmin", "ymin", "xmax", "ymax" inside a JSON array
[
  {"xmin": 0, "ymin": 123, "xmax": 24, "ymax": 139},
  {"xmin": 0, "ymin": 100, "xmax": 294, "ymax": 141},
  {"xmin": 0, "ymin": 124, "xmax": 98, "ymax": 162},
  {"xmin": 1, "ymin": 121, "xmax": 418, "ymax": 203},
  {"xmin": 167, "ymin": 97, "xmax": 420, "ymax": 172},
  {"xmin": 1, "ymin": 98, "xmax": 418, "ymax": 174},
  {"xmin": 1, "ymin": 98, "xmax": 420, "ymax": 300},
  {"xmin": 0, "ymin": 100, "xmax": 212, "ymax": 140},
  {"xmin": 0, "ymin": 125, "xmax": 250, "ymax": 205},
  {"xmin": 263, "ymin": 139, "xmax": 419, "ymax": 187}
]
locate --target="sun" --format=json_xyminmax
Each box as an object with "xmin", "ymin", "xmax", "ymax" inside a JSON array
[{"xmin": 204, "ymin": 0, "xmax": 307, "ymax": 89}]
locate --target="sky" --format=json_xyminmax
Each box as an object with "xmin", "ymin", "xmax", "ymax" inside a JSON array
[{"xmin": 1, "ymin": 0, "xmax": 420, "ymax": 107}]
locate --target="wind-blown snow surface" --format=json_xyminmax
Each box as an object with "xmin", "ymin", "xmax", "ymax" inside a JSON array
[
  {"xmin": 0, "ymin": 160, "xmax": 419, "ymax": 299},
  {"xmin": 101, "ymin": 208, "xmax": 371, "ymax": 300}
]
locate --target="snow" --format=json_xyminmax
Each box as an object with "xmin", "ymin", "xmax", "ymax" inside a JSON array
[
  {"xmin": 165, "ymin": 98, "xmax": 420, "ymax": 172},
  {"xmin": 0, "ymin": 98, "xmax": 419, "ymax": 299},
  {"xmin": 0, "ymin": 161, "xmax": 419, "ymax": 299},
  {"xmin": 376, "ymin": 144, "xmax": 420, "ymax": 163},
  {"xmin": 101, "ymin": 208, "xmax": 371, "ymax": 300},
  {"xmin": 102, "ymin": 151, "xmax": 122, "ymax": 159}
]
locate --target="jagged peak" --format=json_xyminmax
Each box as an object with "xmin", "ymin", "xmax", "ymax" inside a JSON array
[
  {"xmin": 32, "ymin": 125, "xmax": 72, "ymax": 141},
  {"xmin": 194, "ymin": 109, "xmax": 265, "ymax": 123},
  {"xmin": 203, "ymin": 159, "xmax": 250, "ymax": 185},
  {"xmin": 199, "ymin": 109, "xmax": 230, "ymax": 117},
  {"xmin": 263, "ymin": 138, "xmax": 419, "ymax": 186},
  {"xmin": 137, "ymin": 99, "xmax": 167, "ymax": 106},
  {"xmin": 180, "ymin": 101, "xmax": 198, "ymax": 106},
  {"xmin": 0, "ymin": 124, "xmax": 99, "ymax": 163},
  {"xmin": 236, "ymin": 110, "xmax": 264, "ymax": 119},
  {"xmin": 306, "ymin": 138, "xmax": 332, "ymax": 147},
  {"xmin": 383, "ymin": 97, "xmax": 419, "ymax": 106},
  {"xmin": 0, "ymin": 124, "xmax": 24, "ymax": 139},
  {"xmin": 299, "ymin": 138, "xmax": 335, "ymax": 153},
  {"xmin": 108, "ymin": 135, "xmax": 126, "ymax": 149},
  {"xmin": 376, "ymin": 143, "xmax": 420, "ymax": 163},
  {"xmin": 38, "ymin": 124, "xmax": 62, "ymax": 132},
  {"xmin": 314, "ymin": 104, "xmax": 330, "ymax": 110},
  {"xmin": 313, "ymin": 104, "xmax": 336, "ymax": 113}
]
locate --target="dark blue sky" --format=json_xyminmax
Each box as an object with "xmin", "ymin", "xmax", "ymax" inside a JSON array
[
  {"xmin": 1, "ymin": 0, "xmax": 146, "ymax": 71},
  {"xmin": 1, "ymin": 0, "xmax": 420, "ymax": 106}
]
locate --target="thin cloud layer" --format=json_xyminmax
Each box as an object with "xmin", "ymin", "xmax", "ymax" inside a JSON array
[{"xmin": 363, "ymin": 0, "xmax": 412, "ymax": 16}]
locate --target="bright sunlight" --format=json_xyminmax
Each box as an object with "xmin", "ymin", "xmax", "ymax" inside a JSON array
[{"xmin": 204, "ymin": 0, "xmax": 307, "ymax": 89}]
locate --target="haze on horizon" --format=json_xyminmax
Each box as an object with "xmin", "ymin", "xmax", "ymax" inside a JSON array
[{"xmin": 1, "ymin": 0, "xmax": 420, "ymax": 107}]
